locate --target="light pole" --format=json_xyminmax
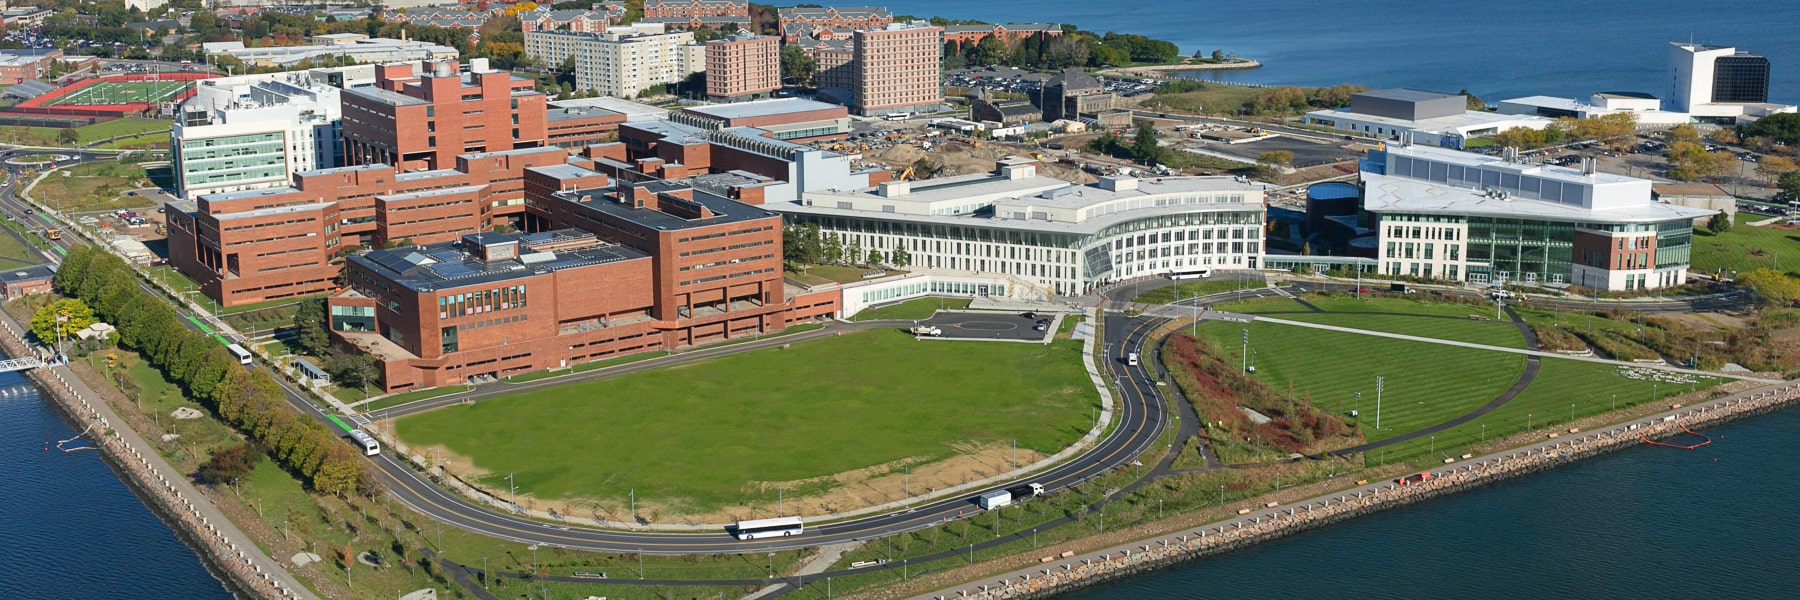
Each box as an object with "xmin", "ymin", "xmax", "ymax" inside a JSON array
[
  {"xmin": 482, "ymin": 556, "xmax": 488, "ymax": 589},
  {"xmin": 506, "ymin": 473, "xmax": 517, "ymax": 504},
  {"xmin": 1430, "ymin": 435, "xmax": 1435, "ymax": 454},
  {"xmin": 1570, "ymin": 402, "xmax": 1575, "ymax": 422},
  {"xmin": 630, "ymin": 488, "xmax": 636, "ymax": 521},
  {"xmin": 1191, "ymin": 292, "xmax": 1200, "ymax": 336},
  {"xmin": 1374, "ymin": 376, "xmax": 1385, "ymax": 429},
  {"xmin": 1240, "ymin": 329, "xmax": 1249, "ymax": 374}
]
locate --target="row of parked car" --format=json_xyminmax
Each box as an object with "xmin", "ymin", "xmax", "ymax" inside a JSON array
[{"xmin": 114, "ymin": 208, "xmax": 147, "ymax": 228}]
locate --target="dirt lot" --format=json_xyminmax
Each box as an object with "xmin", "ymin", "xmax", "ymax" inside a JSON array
[{"xmin": 873, "ymin": 141, "xmax": 1097, "ymax": 183}]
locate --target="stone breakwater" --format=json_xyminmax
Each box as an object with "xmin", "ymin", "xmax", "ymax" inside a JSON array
[
  {"xmin": 0, "ymin": 316, "xmax": 316, "ymax": 600},
  {"xmin": 917, "ymin": 382, "xmax": 1800, "ymax": 600}
]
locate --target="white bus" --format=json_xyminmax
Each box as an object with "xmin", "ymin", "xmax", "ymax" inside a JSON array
[
  {"xmin": 885, "ymin": 112, "xmax": 911, "ymax": 121},
  {"xmin": 733, "ymin": 516, "xmax": 804, "ymax": 540},
  {"xmin": 1169, "ymin": 268, "xmax": 1213, "ymax": 281},
  {"xmin": 347, "ymin": 429, "xmax": 381, "ymax": 456},
  {"xmin": 225, "ymin": 343, "xmax": 253, "ymax": 365}
]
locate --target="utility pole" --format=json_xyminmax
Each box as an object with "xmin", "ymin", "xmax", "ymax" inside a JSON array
[{"xmin": 1241, "ymin": 328, "xmax": 1249, "ymax": 374}]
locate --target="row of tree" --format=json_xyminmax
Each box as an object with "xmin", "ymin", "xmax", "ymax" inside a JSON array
[
  {"xmin": 781, "ymin": 222, "xmax": 911, "ymax": 268},
  {"xmin": 52, "ymin": 247, "xmax": 375, "ymax": 497},
  {"xmin": 940, "ymin": 29, "xmax": 1180, "ymax": 72}
]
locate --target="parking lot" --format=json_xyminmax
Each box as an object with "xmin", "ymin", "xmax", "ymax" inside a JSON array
[{"xmin": 919, "ymin": 311, "xmax": 1060, "ymax": 342}]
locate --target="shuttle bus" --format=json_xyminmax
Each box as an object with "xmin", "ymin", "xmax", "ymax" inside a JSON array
[
  {"xmin": 225, "ymin": 343, "xmax": 253, "ymax": 365},
  {"xmin": 347, "ymin": 429, "xmax": 381, "ymax": 456},
  {"xmin": 1168, "ymin": 268, "xmax": 1213, "ymax": 281},
  {"xmin": 732, "ymin": 516, "xmax": 804, "ymax": 540}
]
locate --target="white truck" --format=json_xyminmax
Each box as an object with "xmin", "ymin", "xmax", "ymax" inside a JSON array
[
  {"xmin": 1006, "ymin": 483, "xmax": 1045, "ymax": 500},
  {"xmin": 977, "ymin": 490, "xmax": 1012, "ymax": 510},
  {"xmin": 910, "ymin": 324, "xmax": 943, "ymax": 337}
]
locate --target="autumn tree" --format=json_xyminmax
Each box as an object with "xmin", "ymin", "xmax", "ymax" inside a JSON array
[
  {"xmin": 31, "ymin": 298, "xmax": 96, "ymax": 343},
  {"xmin": 1666, "ymin": 141, "xmax": 1731, "ymax": 181},
  {"xmin": 1739, "ymin": 268, "xmax": 1800, "ymax": 308}
]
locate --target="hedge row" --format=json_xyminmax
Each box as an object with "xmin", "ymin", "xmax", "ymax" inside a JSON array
[{"xmin": 54, "ymin": 247, "xmax": 374, "ymax": 496}]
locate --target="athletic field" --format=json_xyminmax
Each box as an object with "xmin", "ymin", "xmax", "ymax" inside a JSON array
[{"xmin": 43, "ymin": 80, "xmax": 190, "ymax": 107}]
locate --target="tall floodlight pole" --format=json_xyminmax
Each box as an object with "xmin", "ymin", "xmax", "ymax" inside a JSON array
[
  {"xmin": 1375, "ymin": 376, "xmax": 1385, "ymax": 430},
  {"xmin": 1241, "ymin": 329, "xmax": 1249, "ymax": 374}
]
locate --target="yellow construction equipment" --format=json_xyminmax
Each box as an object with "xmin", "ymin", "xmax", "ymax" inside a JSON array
[{"xmin": 896, "ymin": 166, "xmax": 916, "ymax": 181}]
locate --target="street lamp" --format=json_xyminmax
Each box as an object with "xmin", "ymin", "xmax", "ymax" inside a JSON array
[{"xmin": 1374, "ymin": 376, "xmax": 1385, "ymax": 429}]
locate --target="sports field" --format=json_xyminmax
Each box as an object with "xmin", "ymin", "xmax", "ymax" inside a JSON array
[
  {"xmin": 44, "ymin": 80, "xmax": 190, "ymax": 106},
  {"xmin": 395, "ymin": 329, "xmax": 1095, "ymax": 514}
]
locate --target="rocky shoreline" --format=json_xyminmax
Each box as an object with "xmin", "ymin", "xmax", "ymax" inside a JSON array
[
  {"xmin": 915, "ymin": 381, "xmax": 1799, "ymax": 600},
  {"xmin": 0, "ymin": 314, "xmax": 315, "ymax": 599}
]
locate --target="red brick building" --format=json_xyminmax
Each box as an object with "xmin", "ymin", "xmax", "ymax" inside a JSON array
[
  {"xmin": 163, "ymin": 146, "xmax": 573, "ymax": 307},
  {"xmin": 941, "ymin": 23, "xmax": 1061, "ymax": 47},
  {"xmin": 777, "ymin": 6, "xmax": 891, "ymax": 33},
  {"xmin": 546, "ymin": 104, "xmax": 628, "ymax": 148},
  {"xmin": 341, "ymin": 60, "xmax": 549, "ymax": 171},
  {"xmin": 643, "ymin": 0, "xmax": 747, "ymax": 20},
  {"xmin": 326, "ymin": 167, "xmax": 839, "ymax": 392},
  {"xmin": 704, "ymin": 34, "xmax": 780, "ymax": 102}
]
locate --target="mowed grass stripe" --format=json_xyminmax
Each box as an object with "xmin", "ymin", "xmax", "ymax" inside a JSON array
[
  {"xmin": 1196, "ymin": 319, "xmax": 1524, "ymax": 442},
  {"xmin": 1266, "ymin": 312, "xmax": 1527, "ymax": 348},
  {"xmin": 395, "ymin": 330, "xmax": 1094, "ymax": 511}
]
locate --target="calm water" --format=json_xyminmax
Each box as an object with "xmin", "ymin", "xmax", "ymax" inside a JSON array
[
  {"xmin": 1059, "ymin": 408, "xmax": 1800, "ymax": 600},
  {"xmin": 0, "ymin": 370, "xmax": 234, "ymax": 600},
  {"xmin": 895, "ymin": 0, "xmax": 1800, "ymax": 103}
]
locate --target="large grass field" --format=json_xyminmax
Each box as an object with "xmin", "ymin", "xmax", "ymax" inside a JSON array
[
  {"xmin": 1265, "ymin": 312, "xmax": 1526, "ymax": 348},
  {"xmin": 395, "ymin": 330, "xmax": 1095, "ymax": 512},
  {"xmin": 1692, "ymin": 212, "xmax": 1799, "ymax": 277},
  {"xmin": 0, "ymin": 118, "xmax": 172, "ymax": 147},
  {"xmin": 849, "ymin": 296, "xmax": 971, "ymax": 321},
  {"xmin": 1194, "ymin": 318, "xmax": 1526, "ymax": 442}
]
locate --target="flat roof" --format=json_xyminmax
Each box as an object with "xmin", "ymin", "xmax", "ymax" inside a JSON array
[
  {"xmin": 1358, "ymin": 88, "xmax": 1459, "ymax": 102},
  {"xmin": 342, "ymin": 84, "xmax": 429, "ymax": 107},
  {"xmin": 212, "ymin": 202, "xmax": 332, "ymax": 221},
  {"xmin": 549, "ymin": 97, "xmax": 668, "ymax": 122},
  {"xmin": 351, "ymin": 230, "xmax": 648, "ymax": 292},
  {"xmin": 547, "ymin": 104, "xmax": 624, "ymax": 121},
  {"xmin": 777, "ymin": 174, "xmax": 1265, "ymax": 235},
  {"xmin": 1363, "ymin": 172, "xmax": 1712, "ymax": 224},
  {"xmin": 1383, "ymin": 143, "xmax": 1643, "ymax": 186},
  {"xmin": 683, "ymin": 98, "xmax": 844, "ymax": 121},
  {"xmin": 1652, "ymin": 182, "xmax": 1732, "ymax": 197},
  {"xmin": 1310, "ymin": 107, "xmax": 1552, "ymax": 134},
  {"xmin": 558, "ymin": 181, "xmax": 782, "ymax": 231},
  {"xmin": 0, "ymin": 263, "xmax": 56, "ymax": 283}
]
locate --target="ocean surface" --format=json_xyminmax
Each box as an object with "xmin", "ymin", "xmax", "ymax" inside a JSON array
[
  {"xmin": 894, "ymin": 0, "xmax": 1800, "ymax": 103},
  {"xmin": 1058, "ymin": 407, "xmax": 1800, "ymax": 600},
  {"xmin": 0, "ymin": 370, "xmax": 234, "ymax": 600}
]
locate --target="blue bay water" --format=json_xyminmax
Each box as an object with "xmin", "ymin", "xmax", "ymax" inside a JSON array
[
  {"xmin": 0, "ymin": 371, "xmax": 234, "ymax": 600},
  {"xmin": 892, "ymin": 0, "xmax": 1800, "ymax": 103},
  {"xmin": 1058, "ymin": 407, "xmax": 1800, "ymax": 599}
]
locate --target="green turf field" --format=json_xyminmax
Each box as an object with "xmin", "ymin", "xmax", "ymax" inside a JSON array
[
  {"xmin": 45, "ymin": 80, "xmax": 190, "ymax": 106},
  {"xmin": 1193, "ymin": 318, "xmax": 1526, "ymax": 442},
  {"xmin": 395, "ymin": 330, "xmax": 1095, "ymax": 512},
  {"xmin": 1692, "ymin": 212, "xmax": 1800, "ymax": 277}
]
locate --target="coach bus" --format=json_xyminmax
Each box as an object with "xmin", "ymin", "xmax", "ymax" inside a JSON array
[
  {"xmin": 732, "ymin": 516, "xmax": 804, "ymax": 540},
  {"xmin": 347, "ymin": 429, "xmax": 382, "ymax": 456},
  {"xmin": 225, "ymin": 343, "xmax": 253, "ymax": 365}
]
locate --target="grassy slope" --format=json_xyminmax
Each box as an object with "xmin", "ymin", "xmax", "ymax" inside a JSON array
[
  {"xmin": 849, "ymin": 297, "xmax": 972, "ymax": 321},
  {"xmin": 395, "ymin": 330, "xmax": 1093, "ymax": 510},
  {"xmin": 1691, "ymin": 212, "xmax": 1799, "ymax": 277}
]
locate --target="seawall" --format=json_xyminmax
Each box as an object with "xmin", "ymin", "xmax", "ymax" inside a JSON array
[
  {"xmin": 912, "ymin": 381, "xmax": 1800, "ymax": 600},
  {"xmin": 0, "ymin": 314, "xmax": 318, "ymax": 599}
]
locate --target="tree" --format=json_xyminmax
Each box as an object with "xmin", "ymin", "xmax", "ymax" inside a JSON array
[
  {"xmin": 968, "ymin": 35, "xmax": 1006, "ymax": 66},
  {"xmin": 1782, "ymin": 171, "xmax": 1800, "ymax": 201},
  {"xmin": 31, "ymin": 298, "xmax": 96, "ymax": 344},
  {"xmin": 325, "ymin": 351, "xmax": 379, "ymax": 392},
  {"xmin": 1739, "ymin": 268, "xmax": 1800, "ymax": 308},
  {"xmin": 1571, "ymin": 113, "xmax": 1638, "ymax": 151},
  {"xmin": 1458, "ymin": 88, "xmax": 1484, "ymax": 110},
  {"xmin": 1707, "ymin": 212, "xmax": 1733, "ymax": 234},
  {"xmin": 1256, "ymin": 150, "xmax": 1294, "ymax": 182},
  {"xmin": 1211, "ymin": 49, "xmax": 1224, "ymax": 61},
  {"xmin": 821, "ymin": 232, "xmax": 843, "ymax": 264},
  {"xmin": 866, "ymin": 248, "xmax": 883, "ymax": 266},
  {"xmin": 845, "ymin": 238, "xmax": 863, "ymax": 266},
  {"xmin": 1130, "ymin": 123, "xmax": 1161, "ymax": 164},
  {"xmin": 57, "ymin": 128, "xmax": 78, "ymax": 145},
  {"xmin": 291, "ymin": 298, "xmax": 330, "ymax": 356},
  {"xmin": 779, "ymin": 44, "xmax": 814, "ymax": 85},
  {"xmin": 1663, "ymin": 124, "xmax": 1701, "ymax": 145},
  {"xmin": 1742, "ymin": 113, "xmax": 1800, "ymax": 146},
  {"xmin": 782, "ymin": 223, "xmax": 822, "ymax": 265},
  {"xmin": 1756, "ymin": 155, "xmax": 1798, "ymax": 182},
  {"xmin": 890, "ymin": 242, "xmax": 910, "ymax": 268},
  {"xmin": 197, "ymin": 443, "xmax": 261, "ymax": 485},
  {"xmin": 1666, "ymin": 141, "xmax": 1731, "ymax": 181}
]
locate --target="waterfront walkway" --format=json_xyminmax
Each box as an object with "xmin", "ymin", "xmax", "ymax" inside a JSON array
[{"xmin": 0, "ymin": 311, "xmax": 317, "ymax": 599}]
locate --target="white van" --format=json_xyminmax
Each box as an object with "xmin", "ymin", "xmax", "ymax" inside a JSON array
[{"xmin": 1126, "ymin": 352, "xmax": 1140, "ymax": 367}]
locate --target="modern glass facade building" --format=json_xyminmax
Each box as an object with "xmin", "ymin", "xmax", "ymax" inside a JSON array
[{"xmin": 1362, "ymin": 144, "xmax": 1711, "ymax": 291}]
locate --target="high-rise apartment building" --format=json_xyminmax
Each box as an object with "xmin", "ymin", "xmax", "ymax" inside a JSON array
[
  {"xmin": 851, "ymin": 23, "xmax": 942, "ymax": 116},
  {"xmin": 524, "ymin": 24, "xmax": 705, "ymax": 98},
  {"xmin": 340, "ymin": 59, "xmax": 547, "ymax": 170},
  {"xmin": 704, "ymin": 33, "xmax": 779, "ymax": 102}
]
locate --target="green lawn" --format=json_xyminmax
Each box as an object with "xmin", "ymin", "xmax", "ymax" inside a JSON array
[
  {"xmin": 361, "ymin": 385, "xmax": 469, "ymax": 412},
  {"xmin": 1367, "ymin": 359, "xmax": 1723, "ymax": 465},
  {"xmin": 1266, "ymin": 312, "xmax": 1525, "ymax": 348},
  {"xmin": 849, "ymin": 297, "xmax": 971, "ymax": 321},
  {"xmin": 395, "ymin": 330, "xmax": 1094, "ymax": 512},
  {"xmin": 1194, "ymin": 318, "xmax": 1525, "ymax": 443},
  {"xmin": 1692, "ymin": 212, "xmax": 1799, "ymax": 277},
  {"xmin": 0, "ymin": 118, "xmax": 172, "ymax": 147},
  {"xmin": 801, "ymin": 264, "xmax": 903, "ymax": 284},
  {"xmin": 1131, "ymin": 279, "xmax": 1257, "ymax": 304},
  {"xmin": 0, "ymin": 228, "xmax": 39, "ymax": 264}
]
